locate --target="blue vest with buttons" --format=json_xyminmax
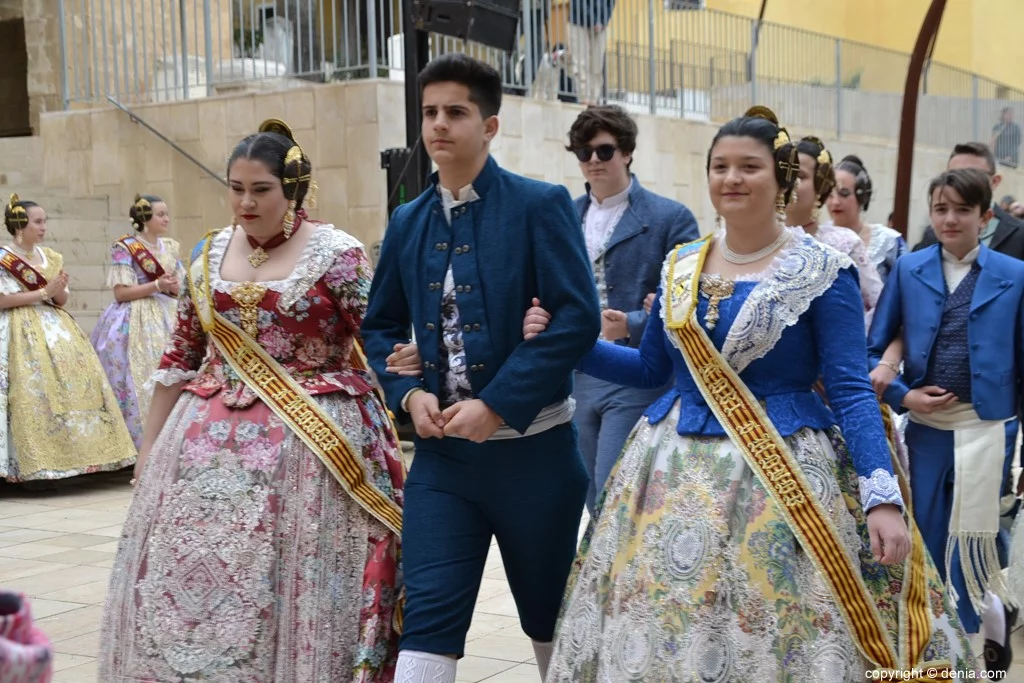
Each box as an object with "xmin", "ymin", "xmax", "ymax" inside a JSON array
[
  {"xmin": 867, "ymin": 243, "xmax": 1024, "ymax": 421},
  {"xmin": 923, "ymin": 266, "xmax": 979, "ymax": 401}
]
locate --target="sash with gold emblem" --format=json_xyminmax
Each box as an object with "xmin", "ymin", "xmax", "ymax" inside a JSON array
[
  {"xmin": 187, "ymin": 234, "xmax": 403, "ymax": 537},
  {"xmin": 117, "ymin": 234, "xmax": 166, "ymax": 282},
  {"xmin": 662, "ymin": 236, "xmax": 944, "ymax": 679},
  {"xmin": 0, "ymin": 248, "xmax": 47, "ymax": 293}
]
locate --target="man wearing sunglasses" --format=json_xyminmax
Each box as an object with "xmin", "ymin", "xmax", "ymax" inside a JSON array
[{"xmin": 565, "ymin": 105, "xmax": 699, "ymax": 513}]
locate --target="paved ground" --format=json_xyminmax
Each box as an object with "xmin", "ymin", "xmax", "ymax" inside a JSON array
[{"xmin": 2, "ymin": 469, "xmax": 1024, "ymax": 682}]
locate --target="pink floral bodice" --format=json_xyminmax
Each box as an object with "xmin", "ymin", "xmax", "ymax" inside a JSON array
[{"xmin": 156, "ymin": 225, "xmax": 374, "ymax": 408}]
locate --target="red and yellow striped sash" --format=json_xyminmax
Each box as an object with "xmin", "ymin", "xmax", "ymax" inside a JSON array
[
  {"xmin": 663, "ymin": 237, "xmax": 942, "ymax": 674},
  {"xmin": 117, "ymin": 234, "xmax": 166, "ymax": 282}
]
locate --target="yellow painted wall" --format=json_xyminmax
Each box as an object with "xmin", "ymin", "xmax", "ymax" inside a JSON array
[{"xmin": 569, "ymin": 0, "xmax": 1024, "ymax": 95}]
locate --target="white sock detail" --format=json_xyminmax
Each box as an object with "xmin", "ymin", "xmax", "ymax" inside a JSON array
[
  {"xmin": 532, "ymin": 640, "xmax": 553, "ymax": 681},
  {"xmin": 395, "ymin": 650, "xmax": 457, "ymax": 683},
  {"xmin": 982, "ymin": 592, "xmax": 1007, "ymax": 647}
]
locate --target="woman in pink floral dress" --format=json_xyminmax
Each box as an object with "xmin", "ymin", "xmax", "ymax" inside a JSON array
[{"xmin": 99, "ymin": 119, "xmax": 404, "ymax": 682}]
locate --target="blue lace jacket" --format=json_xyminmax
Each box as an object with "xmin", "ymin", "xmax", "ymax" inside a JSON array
[{"xmin": 579, "ymin": 234, "xmax": 903, "ymax": 511}]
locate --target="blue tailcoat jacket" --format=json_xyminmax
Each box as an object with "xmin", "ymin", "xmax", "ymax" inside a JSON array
[
  {"xmin": 867, "ymin": 243, "xmax": 1024, "ymax": 420},
  {"xmin": 361, "ymin": 156, "xmax": 601, "ymax": 434}
]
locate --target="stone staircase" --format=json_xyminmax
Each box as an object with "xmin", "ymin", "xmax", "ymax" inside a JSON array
[{"xmin": 0, "ymin": 136, "xmax": 122, "ymax": 334}]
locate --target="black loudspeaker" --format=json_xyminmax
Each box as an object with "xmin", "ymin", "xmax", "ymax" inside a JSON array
[{"xmin": 410, "ymin": 0, "xmax": 521, "ymax": 53}]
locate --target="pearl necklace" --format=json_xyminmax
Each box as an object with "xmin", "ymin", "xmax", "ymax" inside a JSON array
[{"xmin": 720, "ymin": 228, "xmax": 790, "ymax": 265}]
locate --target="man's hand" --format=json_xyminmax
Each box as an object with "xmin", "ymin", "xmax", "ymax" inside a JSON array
[
  {"xmin": 523, "ymin": 297, "xmax": 551, "ymax": 340},
  {"xmin": 601, "ymin": 309, "xmax": 628, "ymax": 341},
  {"xmin": 386, "ymin": 342, "xmax": 423, "ymax": 376},
  {"xmin": 866, "ymin": 503, "xmax": 910, "ymax": 565},
  {"xmin": 902, "ymin": 386, "xmax": 957, "ymax": 414},
  {"xmin": 408, "ymin": 390, "xmax": 445, "ymax": 439},
  {"xmin": 642, "ymin": 292, "xmax": 656, "ymax": 314},
  {"xmin": 441, "ymin": 399, "xmax": 503, "ymax": 443}
]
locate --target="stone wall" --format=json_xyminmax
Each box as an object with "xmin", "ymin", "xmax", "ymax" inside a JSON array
[{"xmin": 28, "ymin": 79, "xmax": 1024, "ymax": 335}]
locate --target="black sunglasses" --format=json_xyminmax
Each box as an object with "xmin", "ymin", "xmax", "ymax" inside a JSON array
[{"xmin": 574, "ymin": 144, "xmax": 617, "ymax": 162}]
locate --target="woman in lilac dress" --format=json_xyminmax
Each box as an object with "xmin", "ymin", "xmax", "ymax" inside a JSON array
[{"xmin": 91, "ymin": 194, "xmax": 184, "ymax": 447}]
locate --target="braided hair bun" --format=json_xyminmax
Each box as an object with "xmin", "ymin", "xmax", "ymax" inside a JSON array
[
  {"xmin": 835, "ymin": 154, "xmax": 873, "ymax": 211},
  {"xmin": 4, "ymin": 194, "xmax": 39, "ymax": 237},
  {"xmin": 796, "ymin": 136, "xmax": 836, "ymax": 208},
  {"xmin": 708, "ymin": 106, "xmax": 799, "ymax": 203},
  {"xmin": 129, "ymin": 194, "xmax": 162, "ymax": 231}
]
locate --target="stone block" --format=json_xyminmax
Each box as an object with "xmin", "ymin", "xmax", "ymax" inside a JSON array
[
  {"xmin": 314, "ymin": 85, "xmax": 346, "ymax": 129},
  {"xmin": 345, "ymin": 82, "xmax": 378, "ymax": 125},
  {"xmin": 500, "ymin": 96, "xmax": 523, "ymax": 139},
  {"xmin": 284, "ymin": 88, "xmax": 316, "ymax": 132},
  {"xmin": 89, "ymin": 110, "xmax": 122, "ymax": 185},
  {"xmin": 224, "ymin": 94, "xmax": 257, "ymax": 139},
  {"xmin": 312, "ymin": 166, "xmax": 347, "ymax": 227},
  {"xmin": 196, "ymin": 99, "xmax": 227, "ymax": 169},
  {"xmin": 67, "ymin": 150, "xmax": 92, "ymax": 197},
  {"xmin": 345, "ymin": 123, "xmax": 383, "ymax": 208},
  {"xmin": 166, "ymin": 101, "xmax": 199, "ymax": 142},
  {"xmin": 252, "ymin": 92, "xmax": 287, "ymax": 123},
  {"xmin": 347, "ymin": 205, "xmax": 386, "ymax": 247}
]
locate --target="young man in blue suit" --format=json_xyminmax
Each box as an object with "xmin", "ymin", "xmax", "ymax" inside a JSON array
[
  {"xmin": 361, "ymin": 54, "xmax": 600, "ymax": 683},
  {"xmin": 566, "ymin": 105, "xmax": 699, "ymax": 512},
  {"xmin": 868, "ymin": 168, "xmax": 1024, "ymax": 674}
]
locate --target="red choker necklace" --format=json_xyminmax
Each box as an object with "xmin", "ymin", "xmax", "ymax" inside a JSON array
[{"xmin": 244, "ymin": 209, "xmax": 308, "ymax": 268}]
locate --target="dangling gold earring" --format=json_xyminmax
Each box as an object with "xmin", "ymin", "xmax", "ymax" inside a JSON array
[
  {"xmin": 306, "ymin": 181, "xmax": 318, "ymax": 209},
  {"xmin": 231, "ymin": 215, "xmax": 239, "ymax": 230},
  {"xmin": 775, "ymin": 191, "xmax": 788, "ymax": 228},
  {"xmin": 282, "ymin": 200, "xmax": 297, "ymax": 239},
  {"xmin": 811, "ymin": 205, "xmax": 820, "ymax": 222}
]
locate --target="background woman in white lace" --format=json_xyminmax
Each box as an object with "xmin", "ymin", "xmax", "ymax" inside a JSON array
[
  {"xmin": 827, "ymin": 154, "xmax": 907, "ymax": 284},
  {"xmin": 99, "ymin": 119, "xmax": 404, "ymax": 682},
  {"xmin": 528, "ymin": 108, "xmax": 974, "ymax": 681}
]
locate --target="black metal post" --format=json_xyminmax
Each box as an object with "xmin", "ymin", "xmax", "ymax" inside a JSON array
[{"xmin": 403, "ymin": 2, "xmax": 433, "ymax": 197}]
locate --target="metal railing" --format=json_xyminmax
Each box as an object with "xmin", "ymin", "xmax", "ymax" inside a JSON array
[{"xmin": 58, "ymin": 0, "xmax": 1024, "ymax": 162}]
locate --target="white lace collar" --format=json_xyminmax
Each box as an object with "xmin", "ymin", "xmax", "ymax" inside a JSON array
[{"xmin": 207, "ymin": 224, "xmax": 361, "ymax": 312}]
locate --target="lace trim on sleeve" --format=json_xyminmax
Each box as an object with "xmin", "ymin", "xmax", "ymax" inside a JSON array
[
  {"xmin": 149, "ymin": 368, "xmax": 198, "ymax": 389},
  {"xmin": 106, "ymin": 264, "xmax": 137, "ymax": 288},
  {"xmin": 859, "ymin": 467, "xmax": 904, "ymax": 511}
]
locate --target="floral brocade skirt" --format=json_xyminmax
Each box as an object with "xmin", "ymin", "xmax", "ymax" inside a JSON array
[
  {"xmin": 546, "ymin": 402, "xmax": 975, "ymax": 683},
  {"xmin": 90, "ymin": 294, "xmax": 177, "ymax": 449},
  {"xmin": 99, "ymin": 388, "xmax": 404, "ymax": 683}
]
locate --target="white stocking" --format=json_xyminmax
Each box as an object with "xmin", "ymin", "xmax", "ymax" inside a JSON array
[
  {"xmin": 394, "ymin": 650, "xmax": 457, "ymax": 683},
  {"xmin": 532, "ymin": 640, "xmax": 553, "ymax": 681}
]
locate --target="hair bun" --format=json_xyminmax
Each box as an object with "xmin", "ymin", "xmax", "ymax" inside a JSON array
[
  {"xmin": 841, "ymin": 154, "xmax": 865, "ymax": 168},
  {"xmin": 258, "ymin": 118, "xmax": 296, "ymax": 143},
  {"xmin": 744, "ymin": 105, "xmax": 780, "ymax": 125}
]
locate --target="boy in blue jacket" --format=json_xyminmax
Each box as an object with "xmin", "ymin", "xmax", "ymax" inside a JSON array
[
  {"xmin": 868, "ymin": 167, "xmax": 1024, "ymax": 673},
  {"xmin": 361, "ymin": 54, "xmax": 600, "ymax": 683}
]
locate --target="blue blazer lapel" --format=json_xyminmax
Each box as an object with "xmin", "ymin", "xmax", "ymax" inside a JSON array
[
  {"xmin": 909, "ymin": 249, "xmax": 946, "ymax": 297},
  {"xmin": 604, "ymin": 206, "xmax": 646, "ymax": 254},
  {"xmin": 971, "ymin": 247, "xmax": 1014, "ymax": 312}
]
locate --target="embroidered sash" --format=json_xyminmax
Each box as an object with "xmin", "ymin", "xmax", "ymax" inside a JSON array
[
  {"xmin": 117, "ymin": 234, "xmax": 166, "ymax": 282},
  {"xmin": 664, "ymin": 237, "xmax": 942, "ymax": 677},
  {"xmin": 0, "ymin": 249, "xmax": 46, "ymax": 293},
  {"xmin": 188, "ymin": 237, "xmax": 402, "ymax": 537}
]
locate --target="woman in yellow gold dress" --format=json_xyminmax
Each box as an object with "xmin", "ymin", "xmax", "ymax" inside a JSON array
[
  {"xmin": 0, "ymin": 194, "xmax": 136, "ymax": 482},
  {"xmin": 91, "ymin": 194, "xmax": 184, "ymax": 448}
]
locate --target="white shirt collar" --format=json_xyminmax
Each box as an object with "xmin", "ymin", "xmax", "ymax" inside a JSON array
[
  {"xmin": 589, "ymin": 179, "xmax": 632, "ymax": 209},
  {"xmin": 440, "ymin": 184, "xmax": 478, "ymax": 206},
  {"xmin": 941, "ymin": 244, "xmax": 981, "ymax": 266}
]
